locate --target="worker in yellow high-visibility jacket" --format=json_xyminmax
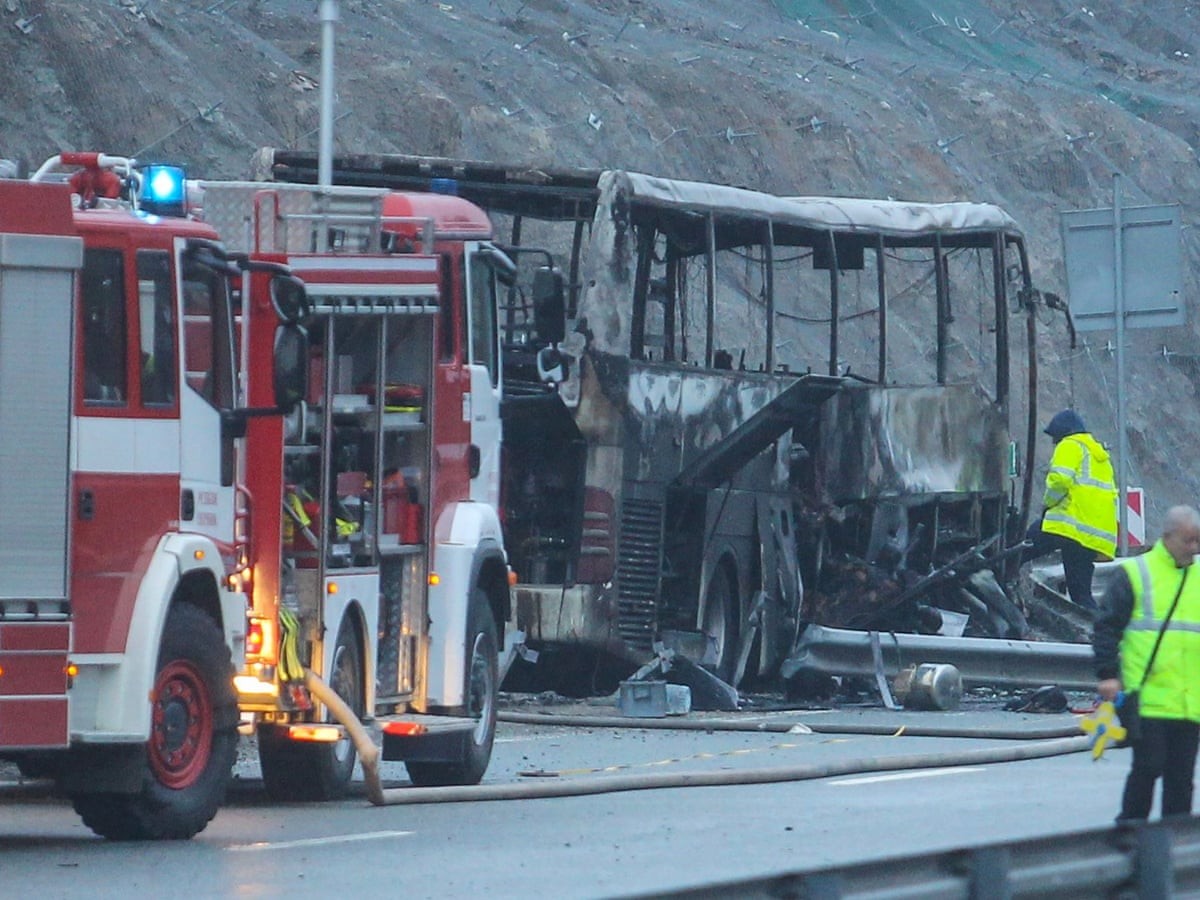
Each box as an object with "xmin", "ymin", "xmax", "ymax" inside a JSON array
[
  {"xmin": 1094, "ymin": 505, "xmax": 1200, "ymax": 822},
  {"xmin": 1025, "ymin": 409, "xmax": 1118, "ymax": 611}
]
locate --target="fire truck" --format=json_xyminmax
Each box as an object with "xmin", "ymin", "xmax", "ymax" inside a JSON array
[
  {"xmin": 193, "ymin": 175, "xmax": 532, "ymax": 799},
  {"xmin": 0, "ymin": 152, "xmax": 306, "ymax": 838},
  {"xmin": 1, "ymin": 152, "xmax": 529, "ymax": 826}
]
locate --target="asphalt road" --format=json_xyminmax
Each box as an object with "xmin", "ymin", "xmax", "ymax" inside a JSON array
[{"xmin": 0, "ymin": 700, "xmax": 1136, "ymax": 899}]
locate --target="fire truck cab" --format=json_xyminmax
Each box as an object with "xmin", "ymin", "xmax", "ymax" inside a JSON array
[
  {"xmin": 197, "ymin": 179, "xmax": 529, "ymax": 798},
  {"xmin": 0, "ymin": 153, "xmax": 305, "ymax": 839}
]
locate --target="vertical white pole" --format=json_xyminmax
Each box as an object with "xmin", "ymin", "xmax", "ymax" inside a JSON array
[
  {"xmin": 1113, "ymin": 174, "xmax": 1129, "ymax": 557},
  {"xmin": 318, "ymin": 0, "xmax": 338, "ymax": 190}
]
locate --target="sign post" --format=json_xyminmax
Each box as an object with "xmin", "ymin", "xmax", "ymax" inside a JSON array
[
  {"xmin": 1060, "ymin": 180, "xmax": 1182, "ymax": 555},
  {"xmin": 1113, "ymin": 176, "xmax": 1128, "ymax": 557}
]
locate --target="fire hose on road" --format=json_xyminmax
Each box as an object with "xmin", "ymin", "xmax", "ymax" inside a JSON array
[
  {"xmin": 306, "ymin": 667, "xmax": 1090, "ymax": 808},
  {"xmin": 366, "ymin": 733, "xmax": 1090, "ymax": 807}
]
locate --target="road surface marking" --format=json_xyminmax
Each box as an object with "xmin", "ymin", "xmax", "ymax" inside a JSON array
[
  {"xmin": 827, "ymin": 767, "xmax": 987, "ymax": 786},
  {"xmin": 495, "ymin": 732, "xmax": 570, "ymax": 744},
  {"xmin": 227, "ymin": 830, "xmax": 413, "ymax": 852}
]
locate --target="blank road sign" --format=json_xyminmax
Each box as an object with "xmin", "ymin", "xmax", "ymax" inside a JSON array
[{"xmin": 1060, "ymin": 203, "xmax": 1183, "ymax": 331}]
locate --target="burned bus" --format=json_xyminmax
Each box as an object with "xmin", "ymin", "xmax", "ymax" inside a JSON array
[{"xmin": 263, "ymin": 151, "xmax": 1045, "ymax": 689}]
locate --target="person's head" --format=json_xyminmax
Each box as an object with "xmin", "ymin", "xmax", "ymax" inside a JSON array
[
  {"xmin": 1161, "ymin": 505, "xmax": 1200, "ymax": 567},
  {"xmin": 1044, "ymin": 409, "xmax": 1087, "ymax": 444}
]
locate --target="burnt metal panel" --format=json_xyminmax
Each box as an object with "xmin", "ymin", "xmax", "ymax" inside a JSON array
[
  {"xmin": 818, "ymin": 384, "xmax": 1007, "ymax": 504},
  {"xmin": 673, "ymin": 374, "xmax": 843, "ymax": 489},
  {"xmin": 619, "ymin": 359, "xmax": 793, "ymax": 489}
]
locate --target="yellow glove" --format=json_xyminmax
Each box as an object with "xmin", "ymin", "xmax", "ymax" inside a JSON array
[{"xmin": 1080, "ymin": 700, "xmax": 1127, "ymax": 760}]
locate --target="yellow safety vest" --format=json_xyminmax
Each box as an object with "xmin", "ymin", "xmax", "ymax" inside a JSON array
[
  {"xmin": 1042, "ymin": 433, "xmax": 1117, "ymax": 557},
  {"xmin": 1119, "ymin": 542, "xmax": 1200, "ymax": 722}
]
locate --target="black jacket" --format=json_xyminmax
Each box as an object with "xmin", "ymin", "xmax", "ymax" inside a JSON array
[{"xmin": 1093, "ymin": 567, "xmax": 1135, "ymax": 682}]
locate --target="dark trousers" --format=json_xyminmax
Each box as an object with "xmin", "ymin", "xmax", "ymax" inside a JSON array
[
  {"xmin": 1024, "ymin": 522, "xmax": 1098, "ymax": 610},
  {"xmin": 1119, "ymin": 717, "xmax": 1200, "ymax": 821}
]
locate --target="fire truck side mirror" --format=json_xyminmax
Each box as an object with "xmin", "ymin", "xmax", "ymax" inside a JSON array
[
  {"xmin": 533, "ymin": 267, "xmax": 566, "ymax": 345},
  {"xmin": 273, "ymin": 324, "xmax": 309, "ymax": 412},
  {"xmin": 270, "ymin": 274, "xmax": 310, "ymax": 324}
]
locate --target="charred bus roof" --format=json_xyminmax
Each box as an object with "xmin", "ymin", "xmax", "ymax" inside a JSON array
[{"xmin": 262, "ymin": 149, "xmax": 1024, "ymax": 255}]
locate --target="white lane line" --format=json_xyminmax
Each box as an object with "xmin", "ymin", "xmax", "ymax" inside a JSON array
[
  {"xmin": 826, "ymin": 767, "xmax": 987, "ymax": 787},
  {"xmin": 227, "ymin": 830, "xmax": 414, "ymax": 852},
  {"xmin": 495, "ymin": 734, "xmax": 569, "ymax": 744}
]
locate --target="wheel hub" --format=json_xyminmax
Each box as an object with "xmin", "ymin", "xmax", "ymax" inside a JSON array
[{"xmin": 149, "ymin": 660, "xmax": 213, "ymax": 789}]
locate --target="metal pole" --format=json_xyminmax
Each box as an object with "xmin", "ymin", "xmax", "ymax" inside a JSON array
[
  {"xmin": 705, "ymin": 214, "xmax": 716, "ymax": 368},
  {"xmin": 1114, "ymin": 174, "xmax": 1129, "ymax": 557},
  {"xmin": 764, "ymin": 221, "xmax": 775, "ymax": 373},
  {"xmin": 318, "ymin": 0, "xmax": 338, "ymax": 189},
  {"xmin": 827, "ymin": 231, "xmax": 839, "ymax": 377},
  {"xmin": 876, "ymin": 234, "xmax": 887, "ymax": 383},
  {"xmin": 934, "ymin": 233, "xmax": 947, "ymax": 384}
]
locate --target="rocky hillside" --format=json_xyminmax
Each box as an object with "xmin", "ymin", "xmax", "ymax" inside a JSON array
[{"xmin": 5, "ymin": 0, "xmax": 1200, "ymax": 533}]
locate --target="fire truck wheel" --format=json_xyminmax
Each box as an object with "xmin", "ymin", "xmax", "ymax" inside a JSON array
[
  {"xmin": 406, "ymin": 590, "xmax": 498, "ymax": 787},
  {"xmin": 15, "ymin": 755, "xmax": 59, "ymax": 779},
  {"xmin": 70, "ymin": 603, "xmax": 238, "ymax": 840},
  {"xmin": 258, "ymin": 618, "xmax": 363, "ymax": 801},
  {"xmin": 701, "ymin": 563, "xmax": 739, "ymax": 684}
]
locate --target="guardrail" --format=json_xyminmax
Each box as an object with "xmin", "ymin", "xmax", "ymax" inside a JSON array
[
  {"xmin": 645, "ymin": 816, "xmax": 1200, "ymax": 899},
  {"xmin": 781, "ymin": 624, "xmax": 1095, "ymax": 690}
]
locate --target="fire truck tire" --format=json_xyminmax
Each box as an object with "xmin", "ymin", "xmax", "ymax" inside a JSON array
[
  {"xmin": 70, "ymin": 603, "xmax": 238, "ymax": 840},
  {"xmin": 258, "ymin": 618, "xmax": 363, "ymax": 801},
  {"xmin": 15, "ymin": 755, "xmax": 59, "ymax": 779},
  {"xmin": 405, "ymin": 589, "xmax": 498, "ymax": 787},
  {"xmin": 701, "ymin": 563, "xmax": 739, "ymax": 684}
]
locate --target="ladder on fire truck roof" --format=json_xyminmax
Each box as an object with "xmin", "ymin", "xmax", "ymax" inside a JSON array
[
  {"xmin": 194, "ymin": 181, "xmax": 436, "ymax": 257},
  {"xmin": 195, "ymin": 181, "xmax": 441, "ymax": 315}
]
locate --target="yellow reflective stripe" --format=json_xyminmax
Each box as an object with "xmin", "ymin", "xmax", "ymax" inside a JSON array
[
  {"xmin": 1043, "ymin": 509, "xmax": 1117, "ymax": 544},
  {"xmin": 1064, "ymin": 437, "xmax": 1116, "ymax": 490},
  {"xmin": 1127, "ymin": 620, "xmax": 1200, "ymax": 634}
]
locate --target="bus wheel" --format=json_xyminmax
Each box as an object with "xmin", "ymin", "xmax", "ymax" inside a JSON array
[
  {"xmin": 71, "ymin": 604, "xmax": 237, "ymax": 840},
  {"xmin": 406, "ymin": 589, "xmax": 498, "ymax": 787},
  {"xmin": 700, "ymin": 563, "xmax": 739, "ymax": 684},
  {"xmin": 259, "ymin": 617, "xmax": 363, "ymax": 801}
]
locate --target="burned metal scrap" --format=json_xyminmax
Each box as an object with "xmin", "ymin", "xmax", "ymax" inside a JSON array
[
  {"xmin": 801, "ymin": 535, "xmax": 1032, "ymax": 640},
  {"xmin": 790, "ymin": 383, "xmax": 1032, "ymax": 641}
]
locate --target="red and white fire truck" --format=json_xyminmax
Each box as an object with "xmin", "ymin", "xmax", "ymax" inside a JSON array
[
  {"xmin": 193, "ymin": 175, "xmax": 537, "ymax": 798},
  {"xmin": 0, "ymin": 152, "xmax": 307, "ymax": 839}
]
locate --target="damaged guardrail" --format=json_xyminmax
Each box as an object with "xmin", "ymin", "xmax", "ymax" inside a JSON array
[
  {"xmin": 782, "ymin": 624, "xmax": 1094, "ymax": 691},
  {"xmin": 643, "ymin": 816, "xmax": 1197, "ymax": 899}
]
